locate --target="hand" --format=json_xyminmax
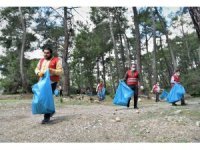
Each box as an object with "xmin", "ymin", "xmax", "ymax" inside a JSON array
[
  {"xmin": 120, "ymin": 79, "xmax": 125, "ymax": 82},
  {"xmin": 37, "ymin": 72, "xmax": 44, "ymax": 77},
  {"xmin": 49, "ymin": 68, "xmax": 54, "ymax": 74}
]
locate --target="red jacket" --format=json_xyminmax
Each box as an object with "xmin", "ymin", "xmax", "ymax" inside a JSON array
[{"xmin": 39, "ymin": 57, "xmax": 60, "ymax": 82}]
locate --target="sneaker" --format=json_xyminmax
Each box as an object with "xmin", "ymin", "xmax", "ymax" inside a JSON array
[
  {"xmin": 50, "ymin": 112, "xmax": 55, "ymax": 117},
  {"xmin": 172, "ymin": 103, "xmax": 177, "ymax": 106},
  {"xmin": 41, "ymin": 118, "xmax": 50, "ymax": 124},
  {"xmin": 181, "ymin": 103, "xmax": 187, "ymax": 106}
]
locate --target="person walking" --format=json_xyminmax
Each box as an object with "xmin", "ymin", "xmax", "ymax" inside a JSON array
[
  {"xmin": 152, "ymin": 82, "xmax": 161, "ymax": 102},
  {"xmin": 35, "ymin": 47, "xmax": 63, "ymax": 124},
  {"xmin": 170, "ymin": 69, "xmax": 186, "ymax": 106},
  {"xmin": 96, "ymin": 80, "xmax": 105, "ymax": 101},
  {"xmin": 123, "ymin": 64, "xmax": 139, "ymax": 109}
]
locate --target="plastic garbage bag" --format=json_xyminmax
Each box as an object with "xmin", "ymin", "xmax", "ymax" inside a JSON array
[
  {"xmin": 159, "ymin": 90, "xmax": 168, "ymax": 100},
  {"xmin": 32, "ymin": 69, "xmax": 55, "ymax": 114},
  {"xmin": 167, "ymin": 83, "xmax": 185, "ymax": 103},
  {"xmin": 54, "ymin": 89, "xmax": 60, "ymax": 97},
  {"xmin": 113, "ymin": 80, "xmax": 134, "ymax": 106}
]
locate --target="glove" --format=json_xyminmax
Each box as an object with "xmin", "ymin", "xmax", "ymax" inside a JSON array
[{"xmin": 37, "ymin": 72, "xmax": 44, "ymax": 77}]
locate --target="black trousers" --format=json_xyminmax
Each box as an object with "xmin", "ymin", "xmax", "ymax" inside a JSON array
[
  {"xmin": 60, "ymin": 89, "xmax": 63, "ymax": 97},
  {"xmin": 155, "ymin": 92, "xmax": 159, "ymax": 102},
  {"xmin": 127, "ymin": 85, "xmax": 138, "ymax": 108},
  {"xmin": 172, "ymin": 96, "xmax": 185, "ymax": 105},
  {"xmin": 44, "ymin": 82, "xmax": 57, "ymax": 120}
]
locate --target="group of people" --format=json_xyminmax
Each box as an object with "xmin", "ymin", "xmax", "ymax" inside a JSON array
[
  {"xmin": 150, "ymin": 69, "xmax": 186, "ymax": 106},
  {"xmin": 122, "ymin": 64, "xmax": 186, "ymax": 109},
  {"xmin": 34, "ymin": 47, "xmax": 186, "ymax": 124}
]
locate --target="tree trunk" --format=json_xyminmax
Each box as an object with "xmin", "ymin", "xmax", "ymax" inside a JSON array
[
  {"xmin": 123, "ymin": 34, "xmax": 131, "ymax": 68},
  {"xmin": 154, "ymin": 7, "xmax": 177, "ymax": 72},
  {"xmin": 96, "ymin": 57, "xmax": 100, "ymax": 82},
  {"xmin": 101, "ymin": 55, "xmax": 106, "ymax": 88},
  {"xmin": 108, "ymin": 9, "xmax": 120, "ymax": 81},
  {"xmin": 119, "ymin": 34, "xmax": 126, "ymax": 76},
  {"xmin": 133, "ymin": 7, "xmax": 142, "ymax": 75},
  {"xmin": 18, "ymin": 7, "xmax": 28, "ymax": 93},
  {"xmin": 109, "ymin": 52, "xmax": 116, "ymax": 93},
  {"xmin": 159, "ymin": 36, "xmax": 172, "ymax": 84},
  {"xmin": 189, "ymin": 7, "xmax": 200, "ymax": 41},
  {"xmin": 63, "ymin": 7, "xmax": 70, "ymax": 96},
  {"xmin": 150, "ymin": 7, "xmax": 157, "ymax": 84},
  {"xmin": 144, "ymin": 25, "xmax": 153, "ymax": 88}
]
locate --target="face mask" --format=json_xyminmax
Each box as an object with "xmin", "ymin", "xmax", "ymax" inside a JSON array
[{"xmin": 131, "ymin": 67, "xmax": 136, "ymax": 71}]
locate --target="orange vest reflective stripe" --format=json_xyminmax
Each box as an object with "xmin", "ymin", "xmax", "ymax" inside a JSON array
[
  {"xmin": 39, "ymin": 57, "xmax": 60, "ymax": 82},
  {"xmin": 127, "ymin": 70, "xmax": 139, "ymax": 85}
]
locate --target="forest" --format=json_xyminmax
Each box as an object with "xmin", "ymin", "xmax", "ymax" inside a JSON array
[{"xmin": 0, "ymin": 7, "xmax": 200, "ymax": 97}]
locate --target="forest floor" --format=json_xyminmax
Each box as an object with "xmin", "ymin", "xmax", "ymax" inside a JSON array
[{"xmin": 0, "ymin": 94, "xmax": 200, "ymax": 143}]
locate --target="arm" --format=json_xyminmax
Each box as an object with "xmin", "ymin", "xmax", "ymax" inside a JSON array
[
  {"xmin": 96, "ymin": 84, "xmax": 99, "ymax": 92},
  {"xmin": 170, "ymin": 76, "xmax": 176, "ymax": 84},
  {"xmin": 35, "ymin": 60, "xmax": 41, "ymax": 75},
  {"xmin": 49, "ymin": 58, "xmax": 63, "ymax": 76}
]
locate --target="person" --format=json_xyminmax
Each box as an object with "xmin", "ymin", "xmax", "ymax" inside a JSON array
[
  {"xmin": 35, "ymin": 47, "xmax": 63, "ymax": 124},
  {"xmin": 170, "ymin": 69, "xmax": 186, "ymax": 106},
  {"xmin": 96, "ymin": 80, "xmax": 105, "ymax": 101},
  {"xmin": 151, "ymin": 82, "xmax": 161, "ymax": 102},
  {"xmin": 58, "ymin": 85, "xmax": 63, "ymax": 97},
  {"xmin": 123, "ymin": 64, "xmax": 139, "ymax": 109}
]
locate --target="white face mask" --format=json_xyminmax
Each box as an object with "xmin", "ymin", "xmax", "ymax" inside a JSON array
[{"xmin": 131, "ymin": 67, "xmax": 136, "ymax": 71}]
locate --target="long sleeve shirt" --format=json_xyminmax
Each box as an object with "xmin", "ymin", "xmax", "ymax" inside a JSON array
[{"xmin": 35, "ymin": 57, "xmax": 63, "ymax": 82}]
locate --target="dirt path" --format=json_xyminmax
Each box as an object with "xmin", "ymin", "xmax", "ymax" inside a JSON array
[{"xmin": 0, "ymin": 96, "xmax": 200, "ymax": 142}]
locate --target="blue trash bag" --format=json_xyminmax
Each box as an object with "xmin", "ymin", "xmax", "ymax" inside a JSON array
[
  {"xmin": 113, "ymin": 80, "xmax": 134, "ymax": 106},
  {"xmin": 32, "ymin": 69, "xmax": 55, "ymax": 114},
  {"xmin": 167, "ymin": 83, "xmax": 185, "ymax": 103},
  {"xmin": 159, "ymin": 90, "xmax": 168, "ymax": 100},
  {"xmin": 98, "ymin": 87, "xmax": 106, "ymax": 100},
  {"xmin": 54, "ymin": 89, "xmax": 60, "ymax": 97}
]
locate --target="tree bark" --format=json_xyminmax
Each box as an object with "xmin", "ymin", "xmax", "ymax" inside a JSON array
[
  {"xmin": 18, "ymin": 7, "xmax": 28, "ymax": 93},
  {"xmin": 108, "ymin": 9, "xmax": 120, "ymax": 81},
  {"xmin": 123, "ymin": 34, "xmax": 131, "ymax": 68},
  {"xmin": 150, "ymin": 7, "xmax": 157, "ymax": 84},
  {"xmin": 63, "ymin": 7, "xmax": 70, "ymax": 96},
  {"xmin": 133, "ymin": 7, "xmax": 142, "ymax": 74},
  {"xmin": 189, "ymin": 7, "xmax": 200, "ymax": 41}
]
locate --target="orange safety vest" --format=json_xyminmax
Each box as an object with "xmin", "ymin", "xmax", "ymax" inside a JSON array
[
  {"xmin": 126, "ymin": 70, "xmax": 139, "ymax": 86},
  {"xmin": 39, "ymin": 57, "xmax": 60, "ymax": 82}
]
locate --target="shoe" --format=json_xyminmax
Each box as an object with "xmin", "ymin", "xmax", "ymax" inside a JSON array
[
  {"xmin": 41, "ymin": 118, "xmax": 50, "ymax": 124},
  {"xmin": 181, "ymin": 103, "xmax": 187, "ymax": 106},
  {"xmin": 134, "ymin": 107, "xmax": 139, "ymax": 109},
  {"xmin": 172, "ymin": 103, "xmax": 177, "ymax": 106},
  {"xmin": 50, "ymin": 112, "xmax": 55, "ymax": 117}
]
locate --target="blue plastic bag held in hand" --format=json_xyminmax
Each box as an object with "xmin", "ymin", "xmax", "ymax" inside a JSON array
[
  {"xmin": 32, "ymin": 69, "xmax": 55, "ymax": 114},
  {"xmin": 159, "ymin": 90, "xmax": 168, "ymax": 100},
  {"xmin": 167, "ymin": 83, "xmax": 185, "ymax": 103},
  {"xmin": 113, "ymin": 80, "xmax": 134, "ymax": 106},
  {"xmin": 54, "ymin": 89, "xmax": 60, "ymax": 97}
]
